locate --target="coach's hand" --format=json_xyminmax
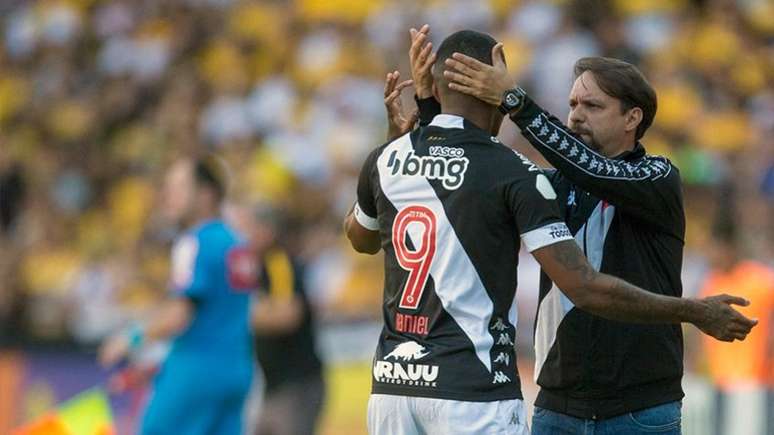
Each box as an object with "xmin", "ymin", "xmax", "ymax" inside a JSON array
[
  {"xmin": 384, "ymin": 70, "xmax": 418, "ymax": 141},
  {"xmin": 409, "ymin": 24, "xmax": 435, "ymax": 99},
  {"xmin": 444, "ymin": 43, "xmax": 513, "ymax": 106},
  {"xmin": 694, "ymin": 294, "xmax": 758, "ymax": 342}
]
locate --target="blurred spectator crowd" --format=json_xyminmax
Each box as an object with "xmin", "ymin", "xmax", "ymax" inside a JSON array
[{"xmin": 0, "ymin": 0, "xmax": 772, "ymax": 354}]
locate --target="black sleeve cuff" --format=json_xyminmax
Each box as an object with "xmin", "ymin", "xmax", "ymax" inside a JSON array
[
  {"xmin": 508, "ymin": 94, "xmax": 543, "ymax": 129},
  {"xmin": 415, "ymin": 95, "xmax": 441, "ymax": 126}
]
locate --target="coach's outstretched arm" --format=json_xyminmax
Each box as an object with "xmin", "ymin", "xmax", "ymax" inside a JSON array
[
  {"xmin": 532, "ymin": 240, "xmax": 758, "ymax": 342},
  {"xmin": 442, "ymin": 44, "xmax": 684, "ymax": 230}
]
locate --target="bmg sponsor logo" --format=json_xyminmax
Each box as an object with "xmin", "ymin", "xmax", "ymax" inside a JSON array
[{"xmin": 386, "ymin": 148, "xmax": 469, "ymax": 190}]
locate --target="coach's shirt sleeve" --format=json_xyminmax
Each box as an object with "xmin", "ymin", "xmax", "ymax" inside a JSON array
[
  {"xmin": 509, "ymin": 96, "xmax": 683, "ymax": 231},
  {"xmin": 354, "ymin": 148, "xmax": 380, "ymax": 231},
  {"xmin": 504, "ymin": 161, "xmax": 575, "ymax": 252},
  {"xmin": 170, "ymin": 233, "xmax": 211, "ymax": 300}
]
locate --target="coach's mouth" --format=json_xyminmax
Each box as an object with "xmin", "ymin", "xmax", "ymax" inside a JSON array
[{"xmin": 571, "ymin": 128, "xmax": 592, "ymax": 143}]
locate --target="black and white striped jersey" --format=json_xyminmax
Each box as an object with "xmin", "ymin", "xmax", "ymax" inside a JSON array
[{"xmin": 355, "ymin": 114, "xmax": 573, "ymax": 402}]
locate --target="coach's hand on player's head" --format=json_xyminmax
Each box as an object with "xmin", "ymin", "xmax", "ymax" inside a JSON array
[
  {"xmin": 694, "ymin": 294, "xmax": 758, "ymax": 342},
  {"xmin": 384, "ymin": 70, "xmax": 418, "ymax": 141},
  {"xmin": 444, "ymin": 42, "xmax": 513, "ymax": 106},
  {"xmin": 409, "ymin": 24, "xmax": 435, "ymax": 99}
]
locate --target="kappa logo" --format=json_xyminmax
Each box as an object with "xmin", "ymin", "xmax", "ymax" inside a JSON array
[
  {"xmin": 496, "ymin": 333, "xmax": 514, "ymax": 346},
  {"xmin": 386, "ymin": 148, "xmax": 469, "ymax": 190},
  {"xmin": 494, "ymin": 352, "xmax": 510, "ymax": 365},
  {"xmin": 492, "ymin": 371, "xmax": 511, "ymax": 384},
  {"xmin": 490, "ymin": 317, "xmax": 508, "ymax": 331},
  {"xmin": 374, "ymin": 341, "xmax": 439, "ymax": 387}
]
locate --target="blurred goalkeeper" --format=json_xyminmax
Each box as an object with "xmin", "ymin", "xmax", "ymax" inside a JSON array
[{"xmin": 99, "ymin": 156, "xmax": 258, "ymax": 435}]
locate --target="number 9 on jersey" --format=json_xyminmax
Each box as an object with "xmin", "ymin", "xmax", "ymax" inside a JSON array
[{"xmin": 392, "ymin": 205, "xmax": 437, "ymax": 310}]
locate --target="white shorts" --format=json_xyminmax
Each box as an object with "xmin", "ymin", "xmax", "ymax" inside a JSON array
[{"xmin": 367, "ymin": 394, "xmax": 529, "ymax": 435}]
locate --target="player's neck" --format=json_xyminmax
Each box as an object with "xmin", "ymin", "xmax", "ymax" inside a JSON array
[
  {"xmin": 441, "ymin": 107, "xmax": 493, "ymax": 133},
  {"xmin": 440, "ymin": 96, "xmax": 494, "ymax": 133}
]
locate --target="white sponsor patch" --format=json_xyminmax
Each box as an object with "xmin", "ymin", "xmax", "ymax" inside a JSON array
[
  {"xmin": 520, "ymin": 222, "xmax": 574, "ymax": 252},
  {"xmin": 374, "ymin": 341, "xmax": 439, "ymax": 387}
]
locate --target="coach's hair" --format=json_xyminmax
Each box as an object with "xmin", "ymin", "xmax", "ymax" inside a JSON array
[
  {"xmin": 193, "ymin": 155, "xmax": 227, "ymax": 201},
  {"xmin": 573, "ymin": 57, "xmax": 657, "ymax": 141},
  {"xmin": 435, "ymin": 30, "xmax": 498, "ymax": 67}
]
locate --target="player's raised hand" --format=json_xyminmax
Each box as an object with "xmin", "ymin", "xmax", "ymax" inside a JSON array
[
  {"xmin": 444, "ymin": 42, "xmax": 514, "ymax": 106},
  {"xmin": 409, "ymin": 24, "xmax": 435, "ymax": 99},
  {"xmin": 694, "ymin": 294, "xmax": 758, "ymax": 342},
  {"xmin": 384, "ymin": 70, "xmax": 418, "ymax": 141}
]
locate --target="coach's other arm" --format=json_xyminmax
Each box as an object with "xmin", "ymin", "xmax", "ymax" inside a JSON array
[{"xmin": 532, "ymin": 240, "xmax": 758, "ymax": 342}]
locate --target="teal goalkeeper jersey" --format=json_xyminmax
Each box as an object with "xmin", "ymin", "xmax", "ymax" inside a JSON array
[{"xmin": 167, "ymin": 219, "xmax": 257, "ymax": 367}]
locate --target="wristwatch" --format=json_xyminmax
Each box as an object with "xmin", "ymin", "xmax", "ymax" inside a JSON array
[{"xmin": 498, "ymin": 87, "xmax": 527, "ymax": 115}]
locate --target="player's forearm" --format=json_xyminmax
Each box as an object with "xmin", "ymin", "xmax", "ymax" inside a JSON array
[{"xmin": 579, "ymin": 273, "xmax": 706, "ymax": 325}]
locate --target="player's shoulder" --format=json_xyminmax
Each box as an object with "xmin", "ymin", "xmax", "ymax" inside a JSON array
[
  {"xmin": 486, "ymin": 144, "xmax": 546, "ymax": 178},
  {"xmin": 191, "ymin": 220, "xmax": 239, "ymax": 249}
]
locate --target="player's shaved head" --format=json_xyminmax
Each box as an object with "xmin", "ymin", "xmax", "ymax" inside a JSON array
[
  {"xmin": 432, "ymin": 30, "xmax": 504, "ymax": 135},
  {"xmin": 433, "ymin": 30, "xmax": 497, "ymax": 102}
]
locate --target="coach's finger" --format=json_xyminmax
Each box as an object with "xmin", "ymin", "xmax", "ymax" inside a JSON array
[
  {"xmin": 720, "ymin": 294, "xmax": 750, "ymax": 307},
  {"xmin": 444, "ymin": 70, "xmax": 476, "ymax": 87},
  {"xmin": 445, "ymin": 58, "xmax": 480, "ymax": 79},
  {"xmin": 451, "ymin": 52, "xmax": 486, "ymax": 71},
  {"xmin": 448, "ymin": 82, "xmax": 480, "ymax": 97}
]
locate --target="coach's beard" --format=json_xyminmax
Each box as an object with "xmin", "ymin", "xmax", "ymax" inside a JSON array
[{"xmin": 573, "ymin": 128, "xmax": 602, "ymax": 153}]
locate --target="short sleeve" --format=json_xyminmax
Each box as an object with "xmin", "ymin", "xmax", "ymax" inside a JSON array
[
  {"xmin": 170, "ymin": 234, "xmax": 211, "ymax": 299},
  {"xmin": 505, "ymin": 169, "xmax": 574, "ymax": 252},
  {"xmin": 355, "ymin": 148, "xmax": 380, "ymax": 231}
]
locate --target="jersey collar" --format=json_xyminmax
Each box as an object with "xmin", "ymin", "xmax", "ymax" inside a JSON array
[{"xmin": 429, "ymin": 114, "xmax": 465, "ymax": 129}]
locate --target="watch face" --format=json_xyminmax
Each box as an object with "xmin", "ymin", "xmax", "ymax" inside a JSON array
[{"xmin": 505, "ymin": 92, "xmax": 520, "ymax": 107}]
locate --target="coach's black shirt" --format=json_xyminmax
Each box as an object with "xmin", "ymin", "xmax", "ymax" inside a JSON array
[
  {"xmin": 418, "ymin": 96, "xmax": 686, "ymax": 418},
  {"xmin": 356, "ymin": 114, "xmax": 574, "ymax": 402}
]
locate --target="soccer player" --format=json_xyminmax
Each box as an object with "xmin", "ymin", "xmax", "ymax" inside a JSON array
[
  {"xmin": 346, "ymin": 30, "xmax": 756, "ymax": 435},
  {"xmin": 411, "ymin": 25, "xmax": 758, "ymax": 434},
  {"xmin": 99, "ymin": 156, "xmax": 256, "ymax": 435}
]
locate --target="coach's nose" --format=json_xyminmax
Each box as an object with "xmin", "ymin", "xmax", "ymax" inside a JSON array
[{"xmin": 568, "ymin": 106, "xmax": 585, "ymax": 129}]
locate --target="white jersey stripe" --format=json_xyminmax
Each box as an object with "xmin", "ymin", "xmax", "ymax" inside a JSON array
[
  {"xmin": 377, "ymin": 133, "xmax": 496, "ymax": 372},
  {"xmin": 533, "ymin": 201, "xmax": 615, "ymax": 381}
]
